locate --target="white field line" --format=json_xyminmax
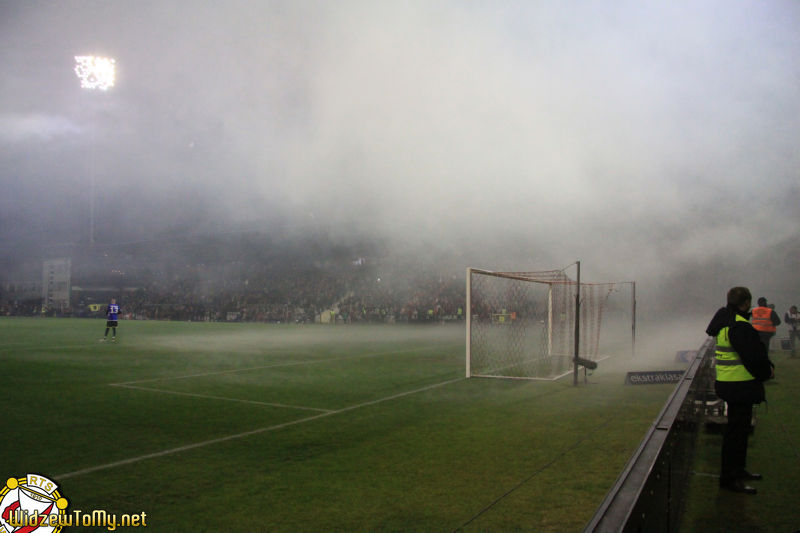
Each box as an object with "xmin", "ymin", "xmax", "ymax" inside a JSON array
[
  {"xmin": 470, "ymin": 373, "xmax": 569, "ymax": 382},
  {"xmin": 111, "ymin": 383, "xmax": 333, "ymax": 413},
  {"xmin": 0, "ymin": 341, "xmax": 40, "ymax": 348},
  {"xmin": 110, "ymin": 343, "xmax": 458, "ymax": 386},
  {"xmin": 690, "ymin": 471, "xmax": 719, "ymax": 479},
  {"xmin": 57, "ymin": 377, "xmax": 463, "ymax": 480},
  {"xmin": 0, "ymin": 343, "xmax": 100, "ymax": 352},
  {"xmin": 473, "ymin": 355, "xmax": 610, "ymax": 382}
]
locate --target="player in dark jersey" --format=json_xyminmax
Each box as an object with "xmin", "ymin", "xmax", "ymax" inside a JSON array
[{"xmin": 101, "ymin": 298, "xmax": 120, "ymax": 342}]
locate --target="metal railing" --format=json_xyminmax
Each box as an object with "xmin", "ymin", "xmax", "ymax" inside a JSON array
[{"xmin": 583, "ymin": 337, "xmax": 715, "ymax": 532}]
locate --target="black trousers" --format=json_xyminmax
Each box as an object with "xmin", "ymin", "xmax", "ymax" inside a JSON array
[
  {"xmin": 720, "ymin": 402, "xmax": 753, "ymax": 485},
  {"xmin": 757, "ymin": 331, "xmax": 775, "ymax": 353}
]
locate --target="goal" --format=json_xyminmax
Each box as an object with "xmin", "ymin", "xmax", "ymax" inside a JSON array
[{"xmin": 466, "ymin": 268, "xmax": 634, "ymax": 381}]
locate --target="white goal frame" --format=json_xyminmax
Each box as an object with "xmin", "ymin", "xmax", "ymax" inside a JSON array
[{"xmin": 466, "ymin": 267, "xmax": 635, "ymax": 382}]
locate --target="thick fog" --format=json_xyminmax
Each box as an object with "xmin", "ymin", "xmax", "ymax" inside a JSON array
[{"xmin": 1, "ymin": 0, "xmax": 798, "ymax": 317}]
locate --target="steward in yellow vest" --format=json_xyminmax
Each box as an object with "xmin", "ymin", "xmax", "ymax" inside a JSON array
[
  {"xmin": 706, "ymin": 295, "xmax": 773, "ymax": 402},
  {"xmin": 705, "ymin": 286, "xmax": 774, "ymax": 494}
]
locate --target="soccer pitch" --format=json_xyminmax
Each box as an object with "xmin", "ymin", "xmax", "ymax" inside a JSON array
[{"xmin": 0, "ymin": 318, "xmax": 675, "ymax": 531}]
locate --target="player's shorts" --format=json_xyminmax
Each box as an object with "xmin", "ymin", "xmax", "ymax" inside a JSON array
[{"xmin": 106, "ymin": 320, "xmax": 118, "ymax": 328}]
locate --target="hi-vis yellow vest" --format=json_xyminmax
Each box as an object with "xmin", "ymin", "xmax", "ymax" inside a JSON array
[{"xmin": 716, "ymin": 314, "xmax": 756, "ymax": 382}]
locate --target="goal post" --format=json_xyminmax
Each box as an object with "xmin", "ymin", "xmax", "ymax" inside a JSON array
[{"xmin": 466, "ymin": 267, "xmax": 634, "ymax": 381}]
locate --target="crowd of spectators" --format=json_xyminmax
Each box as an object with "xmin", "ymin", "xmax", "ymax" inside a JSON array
[{"xmin": 2, "ymin": 253, "xmax": 466, "ymax": 324}]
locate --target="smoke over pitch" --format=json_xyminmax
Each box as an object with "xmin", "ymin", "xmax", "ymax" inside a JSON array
[{"xmin": 1, "ymin": 1, "xmax": 798, "ymax": 314}]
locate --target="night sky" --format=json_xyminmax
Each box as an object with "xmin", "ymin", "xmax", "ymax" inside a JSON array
[{"xmin": 2, "ymin": 0, "xmax": 798, "ymax": 315}]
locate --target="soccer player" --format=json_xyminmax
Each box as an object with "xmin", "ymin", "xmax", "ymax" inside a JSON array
[{"xmin": 101, "ymin": 298, "xmax": 120, "ymax": 342}]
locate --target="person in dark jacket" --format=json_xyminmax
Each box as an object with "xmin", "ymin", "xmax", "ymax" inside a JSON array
[
  {"xmin": 785, "ymin": 305, "xmax": 799, "ymax": 357},
  {"xmin": 705, "ymin": 286, "xmax": 774, "ymax": 494}
]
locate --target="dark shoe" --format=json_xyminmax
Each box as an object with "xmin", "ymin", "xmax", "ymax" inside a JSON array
[
  {"xmin": 720, "ymin": 479, "xmax": 757, "ymax": 494},
  {"xmin": 740, "ymin": 470, "xmax": 762, "ymax": 481}
]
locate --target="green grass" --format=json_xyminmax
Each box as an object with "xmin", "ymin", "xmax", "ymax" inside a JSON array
[{"xmin": 0, "ymin": 318, "xmax": 676, "ymax": 532}]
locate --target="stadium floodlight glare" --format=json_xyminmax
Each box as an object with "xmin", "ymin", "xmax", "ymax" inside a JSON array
[
  {"xmin": 74, "ymin": 55, "xmax": 116, "ymax": 91},
  {"xmin": 75, "ymin": 55, "xmax": 115, "ymax": 244}
]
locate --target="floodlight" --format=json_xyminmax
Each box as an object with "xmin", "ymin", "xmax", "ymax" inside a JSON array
[
  {"xmin": 74, "ymin": 55, "xmax": 116, "ymax": 91},
  {"xmin": 74, "ymin": 55, "xmax": 116, "ymax": 244}
]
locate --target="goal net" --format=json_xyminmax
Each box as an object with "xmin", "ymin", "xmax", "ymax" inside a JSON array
[{"xmin": 466, "ymin": 268, "xmax": 634, "ymax": 380}]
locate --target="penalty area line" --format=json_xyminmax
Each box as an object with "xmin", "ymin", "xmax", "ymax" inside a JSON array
[
  {"xmin": 110, "ymin": 383, "xmax": 333, "ymax": 413},
  {"xmin": 57, "ymin": 377, "xmax": 464, "ymax": 481}
]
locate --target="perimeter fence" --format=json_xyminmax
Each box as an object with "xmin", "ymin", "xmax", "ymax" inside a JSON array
[{"xmin": 584, "ymin": 337, "xmax": 715, "ymax": 532}]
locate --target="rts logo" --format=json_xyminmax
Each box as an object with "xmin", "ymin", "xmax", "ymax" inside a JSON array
[{"xmin": 0, "ymin": 474, "xmax": 68, "ymax": 533}]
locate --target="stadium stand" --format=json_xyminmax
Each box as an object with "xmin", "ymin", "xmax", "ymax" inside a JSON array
[{"xmin": 1, "ymin": 234, "xmax": 465, "ymax": 324}]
